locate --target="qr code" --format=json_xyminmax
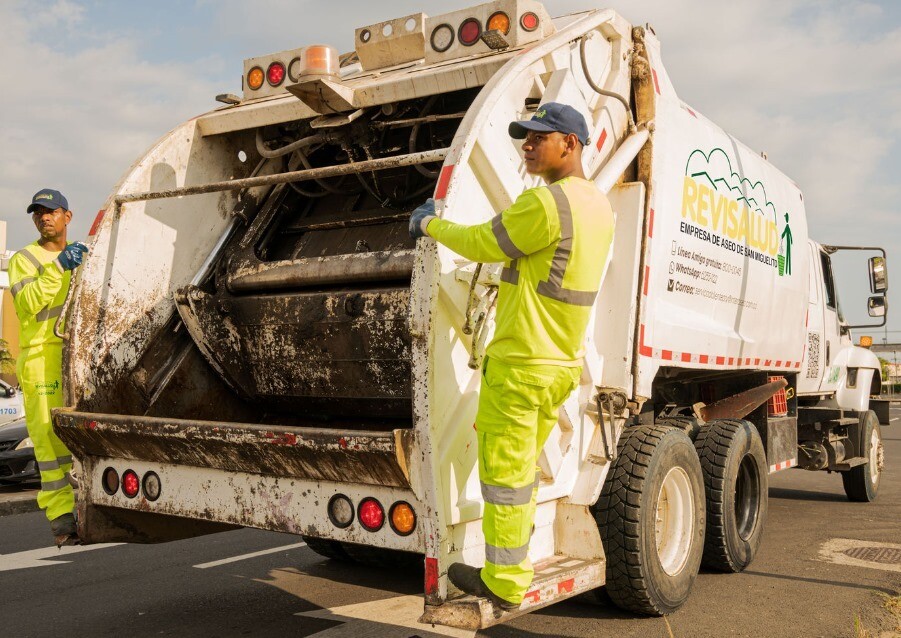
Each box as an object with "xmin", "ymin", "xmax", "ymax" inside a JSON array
[{"xmin": 806, "ymin": 332, "xmax": 820, "ymax": 379}]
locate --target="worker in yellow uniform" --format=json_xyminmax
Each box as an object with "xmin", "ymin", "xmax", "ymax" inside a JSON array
[
  {"xmin": 409, "ymin": 103, "xmax": 615, "ymax": 612},
  {"xmin": 9, "ymin": 189, "xmax": 88, "ymax": 546}
]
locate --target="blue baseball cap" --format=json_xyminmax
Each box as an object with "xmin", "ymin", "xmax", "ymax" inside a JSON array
[
  {"xmin": 509, "ymin": 102, "xmax": 590, "ymax": 146},
  {"xmin": 27, "ymin": 188, "xmax": 69, "ymax": 214}
]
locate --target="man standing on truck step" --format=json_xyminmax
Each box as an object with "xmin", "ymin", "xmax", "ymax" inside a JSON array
[
  {"xmin": 409, "ymin": 103, "xmax": 615, "ymax": 612},
  {"xmin": 9, "ymin": 189, "xmax": 88, "ymax": 546}
]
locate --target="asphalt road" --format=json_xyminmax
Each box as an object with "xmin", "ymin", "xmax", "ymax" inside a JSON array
[{"xmin": 1, "ymin": 408, "xmax": 899, "ymax": 638}]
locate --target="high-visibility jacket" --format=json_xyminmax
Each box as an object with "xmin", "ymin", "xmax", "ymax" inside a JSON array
[
  {"xmin": 427, "ymin": 176, "xmax": 614, "ymax": 366},
  {"xmin": 8, "ymin": 242, "xmax": 70, "ymax": 349}
]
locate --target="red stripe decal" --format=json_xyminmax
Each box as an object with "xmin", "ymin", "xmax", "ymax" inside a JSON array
[
  {"xmin": 753, "ymin": 358, "xmax": 759, "ymax": 366},
  {"xmin": 649, "ymin": 208, "xmax": 655, "ymax": 238},
  {"xmin": 661, "ymin": 350, "xmax": 673, "ymax": 360},
  {"xmin": 699, "ymin": 354, "xmax": 709, "ymax": 364},
  {"xmin": 775, "ymin": 360, "xmax": 782, "ymax": 367},
  {"xmin": 88, "ymin": 209, "xmax": 106, "ymax": 236},
  {"xmin": 728, "ymin": 357, "xmax": 734, "ymax": 365},
  {"xmin": 652, "ymin": 68, "xmax": 661, "ymax": 94},
  {"xmin": 686, "ymin": 106, "xmax": 697, "ymax": 118},
  {"xmin": 795, "ymin": 362, "xmax": 801, "ymax": 368},
  {"xmin": 524, "ymin": 590, "xmax": 541, "ymax": 603},
  {"xmin": 424, "ymin": 557, "xmax": 439, "ymax": 595},
  {"xmin": 643, "ymin": 266, "xmax": 650, "ymax": 296},
  {"xmin": 434, "ymin": 165, "xmax": 455, "ymax": 200},
  {"xmin": 764, "ymin": 360, "xmax": 772, "ymax": 367},
  {"xmin": 716, "ymin": 356, "xmax": 725, "ymax": 365},
  {"xmin": 681, "ymin": 352, "xmax": 691, "ymax": 363},
  {"xmin": 558, "ymin": 579, "xmax": 575, "ymax": 594},
  {"xmin": 639, "ymin": 324, "xmax": 652, "ymax": 357},
  {"xmin": 596, "ymin": 128, "xmax": 608, "ymax": 151}
]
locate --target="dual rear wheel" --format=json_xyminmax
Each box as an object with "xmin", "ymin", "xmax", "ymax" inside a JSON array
[{"xmin": 595, "ymin": 420, "xmax": 768, "ymax": 615}]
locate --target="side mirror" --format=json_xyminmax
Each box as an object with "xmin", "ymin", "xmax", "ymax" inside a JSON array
[
  {"xmin": 869, "ymin": 256, "xmax": 888, "ymax": 294},
  {"xmin": 868, "ymin": 295, "xmax": 886, "ymax": 318}
]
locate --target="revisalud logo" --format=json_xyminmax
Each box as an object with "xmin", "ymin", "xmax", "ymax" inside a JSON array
[{"xmin": 681, "ymin": 148, "xmax": 793, "ymax": 276}]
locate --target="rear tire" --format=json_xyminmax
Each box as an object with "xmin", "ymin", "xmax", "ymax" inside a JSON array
[
  {"xmin": 594, "ymin": 425, "xmax": 706, "ymax": 616},
  {"xmin": 339, "ymin": 542, "xmax": 423, "ymax": 570},
  {"xmin": 842, "ymin": 410, "xmax": 882, "ymax": 502},
  {"xmin": 694, "ymin": 419, "xmax": 768, "ymax": 572},
  {"xmin": 301, "ymin": 535, "xmax": 353, "ymax": 562}
]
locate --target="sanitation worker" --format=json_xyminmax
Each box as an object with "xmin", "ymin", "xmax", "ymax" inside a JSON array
[
  {"xmin": 409, "ymin": 103, "xmax": 615, "ymax": 611},
  {"xmin": 9, "ymin": 189, "xmax": 88, "ymax": 546}
]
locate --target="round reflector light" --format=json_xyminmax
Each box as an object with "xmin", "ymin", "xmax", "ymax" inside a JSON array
[
  {"xmin": 267, "ymin": 61, "xmax": 286, "ymax": 87},
  {"xmin": 142, "ymin": 471, "xmax": 162, "ymax": 501},
  {"xmin": 430, "ymin": 23, "xmax": 455, "ymax": 53},
  {"xmin": 247, "ymin": 66, "xmax": 265, "ymax": 91},
  {"xmin": 299, "ymin": 45, "xmax": 339, "ymax": 77},
  {"xmin": 487, "ymin": 12, "xmax": 511, "ymax": 35},
  {"xmin": 389, "ymin": 502, "xmax": 416, "ymax": 536},
  {"xmin": 520, "ymin": 12, "xmax": 540, "ymax": 32},
  {"xmin": 458, "ymin": 18, "xmax": 482, "ymax": 46},
  {"xmin": 122, "ymin": 469, "xmax": 140, "ymax": 499},
  {"xmin": 101, "ymin": 467, "xmax": 119, "ymax": 496},
  {"xmin": 328, "ymin": 494, "xmax": 355, "ymax": 528},
  {"xmin": 358, "ymin": 497, "xmax": 385, "ymax": 532}
]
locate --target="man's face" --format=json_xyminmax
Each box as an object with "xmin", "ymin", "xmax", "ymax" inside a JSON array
[
  {"xmin": 31, "ymin": 206, "xmax": 71, "ymax": 240},
  {"xmin": 521, "ymin": 130, "xmax": 572, "ymax": 177}
]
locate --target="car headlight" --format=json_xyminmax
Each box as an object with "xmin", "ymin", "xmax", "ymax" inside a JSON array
[{"xmin": 15, "ymin": 437, "xmax": 34, "ymax": 450}]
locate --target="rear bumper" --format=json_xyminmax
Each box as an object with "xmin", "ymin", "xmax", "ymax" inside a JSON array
[{"xmin": 0, "ymin": 449, "xmax": 38, "ymax": 483}]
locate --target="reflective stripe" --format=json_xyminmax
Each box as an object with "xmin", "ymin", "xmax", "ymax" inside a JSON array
[
  {"xmin": 15, "ymin": 248, "xmax": 44, "ymax": 272},
  {"xmin": 58, "ymin": 455, "xmax": 73, "ymax": 466},
  {"xmin": 35, "ymin": 304, "xmax": 64, "ymax": 322},
  {"xmin": 481, "ymin": 476, "xmax": 539, "ymax": 506},
  {"xmin": 535, "ymin": 184, "xmax": 599, "ymax": 307},
  {"xmin": 42, "ymin": 477, "xmax": 70, "ymax": 492},
  {"xmin": 491, "ymin": 214, "xmax": 526, "ymax": 260},
  {"xmin": 38, "ymin": 459, "xmax": 60, "ymax": 472},
  {"xmin": 10, "ymin": 277, "xmax": 36, "ymax": 298},
  {"xmin": 485, "ymin": 541, "xmax": 530, "ymax": 566},
  {"xmin": 500, "ymin": 260, "xmax": 520, "ymax": 285}
]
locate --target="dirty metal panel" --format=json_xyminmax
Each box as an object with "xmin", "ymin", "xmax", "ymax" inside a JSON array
[
  {"xmin": 760, "ymin": 415, "xmax": 798, "ymax": 473},
  {"xmin": 89, "ymin": 456, "xmax": 424, "ymax": 550},
  {"xmin": 54, "ymin": 410, "xmax": 414, "ymax": 488}
]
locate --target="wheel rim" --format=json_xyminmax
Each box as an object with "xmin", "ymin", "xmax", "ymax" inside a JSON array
[
  {"xmin": 734, "ymin": 453, "xmax": 761, "ymax": 541},
  {"xmin": 869, "ymin": 425, "xmax": 883, "ymax": 484},
  {"xmin": 655, "ymin": 466, "xmax": 694, "ymax": 576}
]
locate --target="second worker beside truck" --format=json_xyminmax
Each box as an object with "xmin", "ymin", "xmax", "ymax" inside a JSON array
[
  {"xmin": 8, "ymin": 189, "xmax": 88, "ymax": 546},
  {"xmin": 409, "ymin": 102, "xmax": 615, "ymax": 611}
]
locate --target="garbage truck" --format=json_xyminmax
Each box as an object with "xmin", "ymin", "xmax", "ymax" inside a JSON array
[{"xmin": 52, "ymin": 0, "xmax": 890, "ymax": 629}]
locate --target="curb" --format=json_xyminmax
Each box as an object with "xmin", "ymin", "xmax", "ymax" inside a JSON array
[{"xmin": 0, "ymin": 491, "xmax": 40, "ymax": 517}]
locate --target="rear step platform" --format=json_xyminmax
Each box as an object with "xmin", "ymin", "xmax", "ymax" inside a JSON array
[{"xmin": 420, "ymin": 556, "xmax": 604, "ymax": 630}]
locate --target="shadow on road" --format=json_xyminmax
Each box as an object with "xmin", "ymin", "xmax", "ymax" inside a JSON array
[
  {"xmin": 768, "ymin": 487, "xmax": 847, "ymax": 502},
  {"xmin": 743, "ymin": 569, "xmax": 898, "ymax": 596}
]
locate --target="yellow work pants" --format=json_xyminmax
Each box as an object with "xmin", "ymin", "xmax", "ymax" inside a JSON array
[
  {"xmin": 16, "ymin": 342, "xmax": 74, "ymax": 521},
  {"xmin": 476, "ymin": 357, "xmax": 581, "ymax": 604}
]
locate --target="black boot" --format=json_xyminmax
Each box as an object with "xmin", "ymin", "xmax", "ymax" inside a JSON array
[
  {"xmin": 447, "ymin": 563, "xmax": 519, "ymax": 612},
  {"xmin": 50, "ymin": 513, "xmax": 81, "ymax": 548}
]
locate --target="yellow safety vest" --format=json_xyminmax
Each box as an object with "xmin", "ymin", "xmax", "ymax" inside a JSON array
[
  {"xmin": 8, "ymin": 242, "xmax": 70, "ymax": 349},
  {"xmin": 428, "ymin": 176, "xmax": 614, "ymax": 366}
]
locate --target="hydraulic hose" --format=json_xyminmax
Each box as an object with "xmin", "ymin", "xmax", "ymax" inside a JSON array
[
  {"xmin": 255, "ymin": 129, "xmax": 327, "ymax": 159},
  {"xmin": 579, "ymin": 34, "xmax": 635, "ymax": 132}
]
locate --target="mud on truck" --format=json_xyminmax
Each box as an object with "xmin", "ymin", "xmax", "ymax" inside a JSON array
[{"xmin": 53, "ymin": 1, "xmax": 890, "ymax": 629}]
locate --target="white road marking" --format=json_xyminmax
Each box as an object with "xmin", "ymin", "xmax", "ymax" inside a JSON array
[
  {"xmin": 890, "ymin": 417, "xmax": 898, "ymax": 422},
  {"xmin": 296, "ymin": 594, "xmax": 475, "ymax": 638},
  {"xmin": 193, "ymin": 542, "xmax": 307, "ymax": 569},
  {"xmin": 0, "ymin": 543, "xmax": 123, "ymax": 572},
  {"xmin": 818, "ymin": 538, "xmax": 901, "ymax": 574}
]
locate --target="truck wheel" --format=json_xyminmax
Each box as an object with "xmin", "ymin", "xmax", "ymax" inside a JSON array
[
  {"xmin": 694, "ymin": 419, "xmax": 767, "ymax": 572},
  {"xmin": 842, "ymin": 410, "xmax": 883, "ymax": 502},
  {"xmin": 301, "ymin": 535, "xmax": 353, "ymax": 562},
  {"xmin": 593, "ymin": 425, "xmax": 705, "ymax": 616}
]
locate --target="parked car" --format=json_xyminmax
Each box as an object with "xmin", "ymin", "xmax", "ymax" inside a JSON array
[
  {"xmin": 0, "ymin": 417, "xmax": 38, "ymax": 485},
  {"xmin": 0, "ymin": 379, "xmax": 24, "ymax": 426}
]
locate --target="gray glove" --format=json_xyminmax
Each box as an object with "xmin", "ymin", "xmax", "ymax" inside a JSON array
[{"xmin": 409, "ymin": 198, "xmax": 437, "ymax": 239}]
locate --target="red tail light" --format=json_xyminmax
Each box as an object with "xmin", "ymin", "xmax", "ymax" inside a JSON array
[
  {"xmin": 520, "ymin": 12, "xmax": 540, "ymax": 32},
  {"xmin": 122, "ymin": 470, "xmax": 140, "ymax": 498},
  {"xmin": 458, "ymin": 18, "xmax": 482, "ymax": 46},
  {"xmin": 358, "ymin": 497, "xmax": 385, "ymax": 531},
  {"xmin": 267, "ymin": 61, "xmax": 286, "ymax": 87}
]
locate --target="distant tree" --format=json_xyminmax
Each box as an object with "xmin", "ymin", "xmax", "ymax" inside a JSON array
[{"xmin": 0, "ymin": 338, "xmax": 14, "ymax": 375}]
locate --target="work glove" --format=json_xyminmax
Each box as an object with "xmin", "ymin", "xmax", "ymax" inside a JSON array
[
  {"xmin": 409, "ymin": 198, "xmax": 437, "ymax": 240},
  {"xmin": 56, "ymin": 242, "xmax": 89, "ymax": 271}
]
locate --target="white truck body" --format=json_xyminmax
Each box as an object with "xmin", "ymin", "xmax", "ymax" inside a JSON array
[{"xmin": 54, "ymin": 2, "xmax": 888, "ymax": 628}]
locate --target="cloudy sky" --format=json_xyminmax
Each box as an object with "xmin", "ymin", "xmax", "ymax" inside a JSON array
[{"xmin": 1, "ymin": 0, "xmax": 899, "ymax": 340}]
